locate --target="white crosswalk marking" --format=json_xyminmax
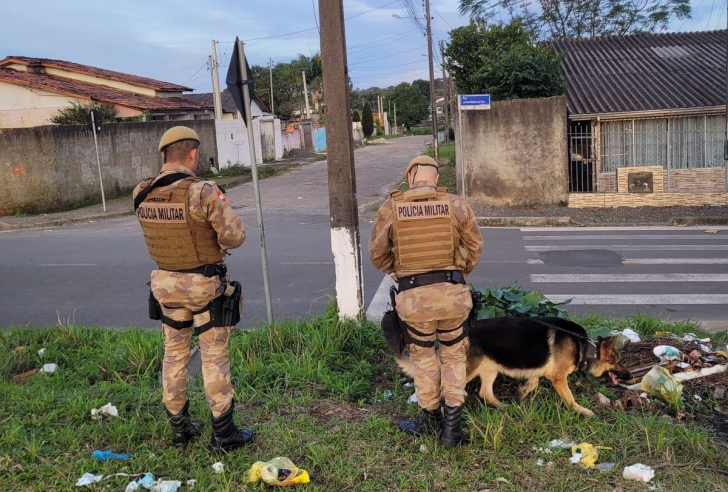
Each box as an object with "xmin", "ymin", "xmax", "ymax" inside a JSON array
[
  {"xmin": 546, "ymin": 294, "xmax": 728, "ymax": 305},
  {"xmin": 532, "ymin": 273, "xmax": 728, "ymax": 283},
  {"xmin": 525, "ymin": 244, "xmax": 728, "ymax": 251},
  {"xmin": 523, "ymin": 234, "xmax": 727, "ymax": 241},
  {"xmin": 521, "ymin": 227, "xmax": 728, "ymax": 320}
]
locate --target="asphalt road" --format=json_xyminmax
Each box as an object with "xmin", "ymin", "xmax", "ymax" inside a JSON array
[
  {"xmin": 0, "ymin": 137, "xmax": 425, "ymax": 329},
  {"xmin": 3, "ymin": 135, "xmax": 727, "ymax": 331}
]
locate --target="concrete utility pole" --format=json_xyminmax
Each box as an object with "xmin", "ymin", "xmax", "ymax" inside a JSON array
[
  {"xmin": 269, "ymin": 58, "xmax": 275, "ymax": 115},
  {"xmin": 394, "ymin": 101, "xmax": 397, "ymax": 134},
  {"xmin": 425, "ymin": 0, "xmax": 439, "ymax": 161},
  {"xmin": 319, "ymin": 0, "xmax": 365, "ymax": 320},
  {"xmin": 440, "ymin": 39, "xmax": 450, "ymax": 143},
  {"xmin": 210, "ymin": 40, "xmax": 223, "ymax": 120},
  {"xmin": 302, "ymin": 71, "xmax": 311, "ymax": 120}
]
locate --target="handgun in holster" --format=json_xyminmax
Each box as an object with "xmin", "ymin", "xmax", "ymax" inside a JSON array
[{"xmin": 148, "ymin": 287, "xmax": 161, "ymax": 320}]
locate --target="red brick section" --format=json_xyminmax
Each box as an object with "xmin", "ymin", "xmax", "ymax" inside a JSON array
[
  {"xmin": 0, "ymin": 56, "xmax": 193, "ymax": 92},
  {"xmin": 0, "ymin": 68, "xmax": 207, "ymax": 111}
]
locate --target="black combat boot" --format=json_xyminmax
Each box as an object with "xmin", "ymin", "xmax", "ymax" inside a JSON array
[
  {"xmin": 209, "ymin": 401, "xmax": 254, "ymax": 453},
  {"xmin": 399, "ymin": 407, "xmax": 443, "ymax": 436},
  {"xmin": 166, "ymin": 401, "xmax": 202, "ymax": 448},
  {"xmin": 440, "ymin": 404, "xmax": 469, "ymax": 447}
]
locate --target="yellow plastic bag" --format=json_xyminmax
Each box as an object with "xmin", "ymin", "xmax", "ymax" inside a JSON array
[
  {"xmin": 641, "ymin": 365, "xmax": 683, "ymax": 405},
  {"xmin": 570, "ymin": 442, "xmax": 612, "ymax": 469},
  {"xmin": 244, "ymin": 457, "xmax": 310, "ymax": 487}
]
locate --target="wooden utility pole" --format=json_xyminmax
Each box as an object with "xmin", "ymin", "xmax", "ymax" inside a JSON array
[
  {"xmin": 425, "ymin": 0, "xmax": 438, "ymax": 160},
  {"xmin": 440, "ymin": 39, "xmax": 449, "ymax": 143},
  {"xmin": 319, "ymin": 0, "xmax": 365, "ymax": 319},
  {"xmin": 210, "ymin": 40, "xmax": 223, "ymax": 120}
]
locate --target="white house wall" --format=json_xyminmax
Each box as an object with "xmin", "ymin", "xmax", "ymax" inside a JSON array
[
  {"xmin": 0, "ymin": 81, "xmax": 76, "ymax": 128},
  {"xmin": 214, "ymin": 118, "xmax": 264, "ymax": 169}
]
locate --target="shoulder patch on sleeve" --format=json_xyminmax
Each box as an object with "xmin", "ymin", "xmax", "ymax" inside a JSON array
[{"xmin": 390, "ymin": 190, "xmax": 404, "ymax": 201}]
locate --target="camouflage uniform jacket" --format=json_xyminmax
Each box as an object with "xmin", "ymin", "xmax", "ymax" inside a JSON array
[
  {"xmin": 133, "ymin": 164, "xmax": 246, "ymax": 298},
  {"xmin": 369, "ymin": 181, "xmax": 484, "ymax": 323}
]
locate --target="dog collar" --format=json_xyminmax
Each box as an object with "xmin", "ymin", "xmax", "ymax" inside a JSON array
[{"xmin": 579, "ymin": 338, "xmax": 599, "ymax": 370}]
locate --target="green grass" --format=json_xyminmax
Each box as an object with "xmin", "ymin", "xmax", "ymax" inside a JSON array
[
  {"xmin": 423, "ymin": 142, "xmax": 457, "ymax": 192},
  {"xmin": 2, "ymin": 308, "xmax": 727, "ymax": 491}
]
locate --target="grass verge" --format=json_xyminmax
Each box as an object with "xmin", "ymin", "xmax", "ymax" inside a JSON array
[
  {"xmin": 2, "ymin": 307, "xmax": 727, "ymax": 491},
  {"xmin": 424, "ymin": 142, "xmax": 457, "ymax": 192}
]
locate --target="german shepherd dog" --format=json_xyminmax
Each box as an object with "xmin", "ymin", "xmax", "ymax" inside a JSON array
[{"xmin": 396, "ymin": 317, "xmax": 630, "ymax": 417}]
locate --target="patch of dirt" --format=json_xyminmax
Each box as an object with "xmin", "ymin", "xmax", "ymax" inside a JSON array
[
  {"xmin": 470, "ymin": 204, "xmax": 728, "ymax": 226},
  {"xmin": 619, "ymin": 337, "xmax": 716, "ymax": 368}
]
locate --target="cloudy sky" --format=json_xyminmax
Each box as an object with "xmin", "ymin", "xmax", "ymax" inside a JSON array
[{"xmin": 1, "ymin": 0, "xmax": 725, "ymax": 93}]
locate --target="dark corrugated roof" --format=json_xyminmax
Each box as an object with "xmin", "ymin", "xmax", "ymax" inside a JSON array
[
  {"xmin": 0, "ymin": 68, "xmax": 208, "ymax": 111},
  {"xmin": 0, "ymin": 56, "xmax": 193, "ymax": 92},
  {"xmin": 551, "ymin": 30, "xmax": 726, "ymax": 115},
  {"xmin": 184, "ymin": 91, "xmax": 271, "ymax": 114}
]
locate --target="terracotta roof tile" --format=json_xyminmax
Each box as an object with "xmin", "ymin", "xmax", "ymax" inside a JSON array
[
  {"xmin": 0, "ymin": 68, "xmax": 209, "ymax": 112},
  {"xmin": 551, "ymin": 30, "xmax": 727, "ymax": 115},
  {"xmin": 0, "ymin": 56, "xmax": 193, "ymax": 92}
]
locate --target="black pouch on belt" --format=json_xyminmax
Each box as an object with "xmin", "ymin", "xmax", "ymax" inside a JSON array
[
  {"xmin": 148, "ymin": 288, "xmax": 161, "ymax": 321},
  {"xmin": 381, "ymin": 286, "xmax": 405, "ymax": 354}
]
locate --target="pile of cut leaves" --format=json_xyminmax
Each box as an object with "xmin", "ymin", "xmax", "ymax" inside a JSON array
[{"xmin": 471, "ymin": 282, "xmax": 570, "ymax": 319}]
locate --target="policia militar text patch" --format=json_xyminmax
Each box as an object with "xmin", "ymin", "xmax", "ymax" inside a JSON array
[
  {"xmin": 395, "ymin": 200, "xmax": 450, "ymax": 221},
  {"xmin": 137, "ymin": 203, "xmax": 186, "ymax": 223}
]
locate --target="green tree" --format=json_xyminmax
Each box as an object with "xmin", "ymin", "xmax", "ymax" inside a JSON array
[
  {"xmin": 387, "ymin": 82, "xmax": 429, "ymax": 130},
  {"xmin": 352, "ymin": 110, "xmax": 361, "ymax": 122},
  {"xmin": 362, "ymin": 103, "xmax": 374, "ymax": 138},
  {"xmin": 459, "ymin": 0, "xmax": 691, "ymax": 39},
  {"xmin": 50, "ymin": 101, "xmax": 118, "ymax": 125},
  {"xmin": 445, "ymin": 19, "xmax": 566, "ymax": 101}
]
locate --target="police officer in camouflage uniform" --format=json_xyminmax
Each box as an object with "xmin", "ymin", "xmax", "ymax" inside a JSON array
[
  {"xmin": 133, "ymin": 126, "xmax": 254, "ymax": 452},
  {"xmin": 369, "ymin": 155, "xmax": 483, "ymax": 447}
]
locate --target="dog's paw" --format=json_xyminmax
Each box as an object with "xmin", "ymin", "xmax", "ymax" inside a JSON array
[{"xmin": 577, "ymin": 407, "xmax": 595, "ymax": 417}]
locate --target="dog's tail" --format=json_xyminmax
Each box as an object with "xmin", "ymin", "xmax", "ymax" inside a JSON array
[{"xmin": 394, "ymin": 353, "xmax": 415, "ymax": 377}]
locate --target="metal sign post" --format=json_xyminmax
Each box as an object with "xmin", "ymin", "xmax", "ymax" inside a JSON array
[
  {"xmin": 228, "ymin": 38, "xmax": 274, "ymax": 325},
  {"xmin": 458, "ymin": 94, "xmax": 491, "ymax": 197},
  {"xmin": 89, "ymin": 110, "xmax": 106, "ymax": 212}
]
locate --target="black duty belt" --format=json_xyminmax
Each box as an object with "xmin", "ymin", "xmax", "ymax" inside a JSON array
[
  {"xmin": 163, "ymin": 264, "xmax": 227, "ymax": 278},
  {"xmin": 398, "ymin": 270, "xmax": 465, "ymax": 292}
]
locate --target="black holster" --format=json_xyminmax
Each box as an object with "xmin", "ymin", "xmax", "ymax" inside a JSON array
[
  {"xmin": 381, "ymin": 286, "xmax": 405, "ymax": 354},
  {"xmin": 206, "ymin": 280, "xmax": 242, "ymax": 330},
  {"xmin": 148, "ymin": 289, "xmax": 161, "ymax": 320}
]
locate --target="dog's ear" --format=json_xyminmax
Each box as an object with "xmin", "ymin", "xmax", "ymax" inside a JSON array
[{"xmin": 600, "ymin": 336, "xmax": 619, "ymax": 352}]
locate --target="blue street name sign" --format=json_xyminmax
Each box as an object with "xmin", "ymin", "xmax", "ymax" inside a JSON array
[{"xmin": 459, "ymin": 94, "xmax": 491, "ymax": 110}]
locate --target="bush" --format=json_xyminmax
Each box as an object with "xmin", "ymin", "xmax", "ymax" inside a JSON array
[{"xmin": 50, "ymin": 101, "xmax": 118, "ymax": 125}]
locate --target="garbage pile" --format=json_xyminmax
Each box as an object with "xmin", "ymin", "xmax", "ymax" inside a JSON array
[{"xmin": 610, "ymin": 331, "xmax": 727, "ymax": 409}]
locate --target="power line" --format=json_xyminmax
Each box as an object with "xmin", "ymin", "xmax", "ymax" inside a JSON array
[
  {"xmin": 352, "ymin": 70, "xmax": 429, "ymax": 84},
  {"xmin": 349, "ymin": 59, "xmax": 426, "ymax": 70},
  {"xmin": 432, "ymin": 7, "xmax": 454, "ymax": 30},
  {"xmin": 348, "ymin": 29, "xmax": 420, "ymax": 53},
  {"xmin": 223, "ymin": 0, "xmax": 400, "ymax": 43},
  {"xmin": 179, "ymin": 59, "xmax": 209, "ymax": 86},
  {"xmin": 312, "ymin": 0, "xmax": 320, "ymax": 34},
  {"xmin": 349, "ymin": 46, "xmax": 426, "ymax": 65}
]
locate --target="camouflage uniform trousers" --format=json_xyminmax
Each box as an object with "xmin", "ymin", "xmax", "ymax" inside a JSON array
[
  {"xmin": 396, "ymin": 282, "xmax": 472, "ymax": 410},
  {"xmin": 151, "ymin": 270, "xmax": 235, "ymax": 419}
]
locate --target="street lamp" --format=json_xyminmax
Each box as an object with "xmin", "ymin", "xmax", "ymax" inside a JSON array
[{"xmin": 392, "ymin": 4, "xmax": 439, "ymax": 160}]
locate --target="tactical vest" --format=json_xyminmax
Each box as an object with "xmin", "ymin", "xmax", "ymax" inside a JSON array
[
  {"xmin": 136, "ymin": 175, "xmax": 225, "ymax": 270},
  {"xmin": 390, "ymin": 186, "xmax": 461, "ymax": 277}
]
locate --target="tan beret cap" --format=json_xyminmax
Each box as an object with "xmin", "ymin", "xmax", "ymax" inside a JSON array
[
  {"xmin": 406, "ymin": 155, "xmax": 439, "ymax": 175},
  {"xmin": 158, "ymin": 126, "xmax": 200, "ymax": 152}
]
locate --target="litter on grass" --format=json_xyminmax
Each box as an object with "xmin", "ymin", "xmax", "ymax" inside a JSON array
[
  {"xmin": 548, "ymin": 439, "xmax": 575, "ymax": 449},
  {"xmin": 641, "ymin": 366, "xmax": 683, "ymax": 405},
  {"xmin": 91, "ymin": 403, "xmax": 119, "ymax": 420},
  {"xmin": 37, "ymin": 348, "xmax": 46, "ymax": 357},
  {"xmin": 570, "ymin": 442, "xmax": 612, "ymax": 469},
  {"xmin": 623, "ymin": 463, "xmax": 655, "ymax": 482},
  {"xmin": 76, "ymin": 473, "xmax": 102, "ymax": 486},
  {"xmin": 244, "ymin": 457, "xmax": 310, "ymax": 486},
  {"xmin": 39, "ymin": 363, "xmax": 58, "ymax": 374},
  {"xmin": 93, "ymin": 450, "xmax": 133, "ymax": 460},
  {"xmin": 212, "ymin": 462, "xmax": 224, "ymax": 474},
  {"xmin": 408, "ymin": 393, "xmax": 418, "ymax": 404}
]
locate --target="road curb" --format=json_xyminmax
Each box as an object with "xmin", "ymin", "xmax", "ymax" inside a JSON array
[
  {"xmin": 670, "ymin": 217, "xmax": 728, "ymax": 226},
  {"xmin": 0, "ymin": 210, "xmax": 134, "ymax": 231},
  {"xmin": 477, "ymin": 216, "xmax": 577, "ymax": 227}
]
